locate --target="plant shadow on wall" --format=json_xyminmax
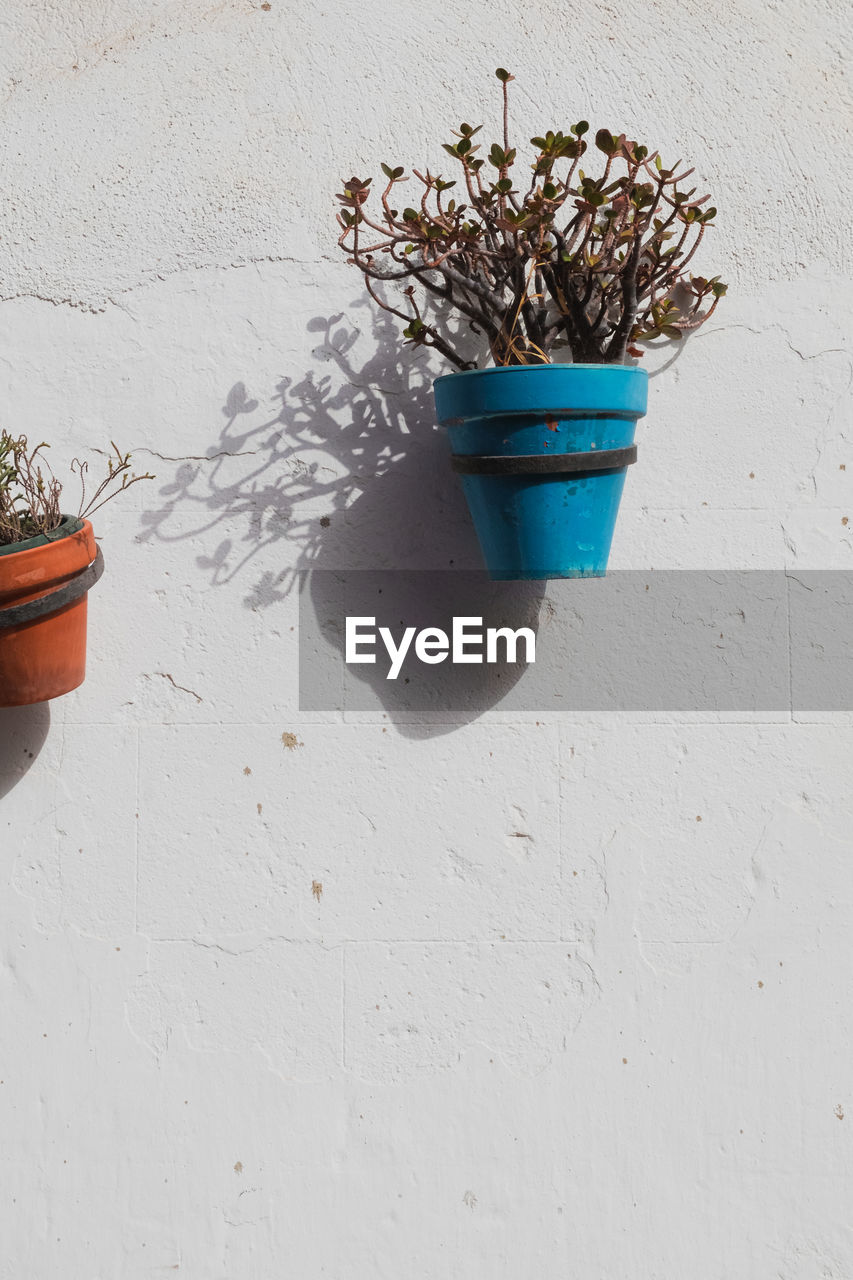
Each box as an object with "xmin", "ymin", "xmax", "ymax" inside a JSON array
[{"xmin": 137, "ymin": 303, "xmax": 548, "ymax": 734}]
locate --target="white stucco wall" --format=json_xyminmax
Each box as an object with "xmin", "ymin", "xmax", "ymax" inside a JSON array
[{"xmin": 1, "ymin": 2, "xmax": 852, "ymax": 1275}]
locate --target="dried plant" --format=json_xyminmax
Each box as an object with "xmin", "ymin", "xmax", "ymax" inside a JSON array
[
  {"xmin": 0, "ymin": 432, "xmax": 154, "ymax": 547},
  {"xmin": 336, "ymin": 68, "xmax": 726, "ymax": 369}
]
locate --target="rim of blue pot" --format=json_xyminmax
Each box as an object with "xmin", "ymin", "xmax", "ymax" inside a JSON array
[
  {"xmin": 433, "ymin": 361, "xmax": 648, "ymax": 424},
  {"xmin": 434, "ymin": 361, "xmax": 648, "ymax": 386}
]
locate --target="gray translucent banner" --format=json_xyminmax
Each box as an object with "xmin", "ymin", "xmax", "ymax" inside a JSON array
[{"xmin": 298, "ymin": 570, "xmax": 852, "ymax": 713}]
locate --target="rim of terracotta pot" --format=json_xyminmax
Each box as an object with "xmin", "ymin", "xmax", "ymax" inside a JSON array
[{"xmin": 0, "ymin": 514, "xmax": 84, "ymax": 558}]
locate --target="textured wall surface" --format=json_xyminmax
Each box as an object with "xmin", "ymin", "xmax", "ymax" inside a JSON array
[{"xmin": 1, "ymin": 2, "xmax": 852, "ymax": 1276}]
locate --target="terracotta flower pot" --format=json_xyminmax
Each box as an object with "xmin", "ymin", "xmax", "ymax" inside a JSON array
[{"xmin": 0, "ymin": 516, "xmax": 102, "ymax": 707}]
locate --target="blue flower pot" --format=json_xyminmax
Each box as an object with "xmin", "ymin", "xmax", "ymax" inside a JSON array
[{"xmin": 433, "ymin": 364, "xmax": 648, "ymax": 580}]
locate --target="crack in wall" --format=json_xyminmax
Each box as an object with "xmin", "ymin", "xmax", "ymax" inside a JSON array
[{"xmin": 0, "ymin": 254, "xmax": 321, "ymax": 313}]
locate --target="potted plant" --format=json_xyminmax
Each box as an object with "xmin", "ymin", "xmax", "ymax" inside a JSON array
[
  {"xmin": 335, "ymin": 69, "xmax": 726, "ymax": 579},
  {"xmin": 0, "ymin": 433, "xmax": 152, "ymax": 706}
]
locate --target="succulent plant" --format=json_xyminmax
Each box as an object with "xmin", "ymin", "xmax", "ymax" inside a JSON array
[
  {"xmin": 336, "ymin": 69, "xmax": 726, "ymax": 369},
  {"xmin": 0, "ymin": 432, "xmax": 153, "ymax": 546}
]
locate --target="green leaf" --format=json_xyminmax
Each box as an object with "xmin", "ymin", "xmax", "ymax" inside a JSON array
[
  {"xmin": 595, "ymin": 129, "xmax": 615, "ymax": 154},
  {"xmin": 711, "ymin": 281, "xmax": 728, "ymax": 297},
  {"xmin": 531, "ymin": 136, "xmax": 548, "ymax": 150},
  {"xmin": 442, "ymin": 142, "xmax": 461, "ymax": 158},
  {"xmin": 402, "ymin": 207, "xmax": 419, "ymax": 221},
  {"xmin": 381, "ymin": 162, "xmax": 394, "ymax": 179},
  {"xmin": 393, "ymin": 166, "xmax": 404, "ymax": 179},
  {"xmin": 701, "ymin": 206, "xmax": 717, "ymax": 223},
  {"xmin": 495, "ymin": 67, "xmax": 512, "ymax": 82},
  {"xmin": 573, "ymin": 120, "xmax": 589, "ymax": 136}
]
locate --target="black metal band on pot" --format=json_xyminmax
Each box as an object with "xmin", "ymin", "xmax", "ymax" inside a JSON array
[
  {"xmin": 0, "ymin": 545, "xmax": 105, "ymax": 629},
  {"xmin": 450, "ymin": 444, "xmax": 637, "ymax": 476}
]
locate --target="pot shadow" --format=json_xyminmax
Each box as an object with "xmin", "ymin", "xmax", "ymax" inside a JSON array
[
  {"xmin": 138, "ymin": 304, "xmax": 546, "ymax": 734},
  {"xmin": 303, "ymin": 567, "xmax": 547, "ymax": 727},
  {"xmin": 0, "ymin": 702, "xmax": 51, "ymax": 800}
]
